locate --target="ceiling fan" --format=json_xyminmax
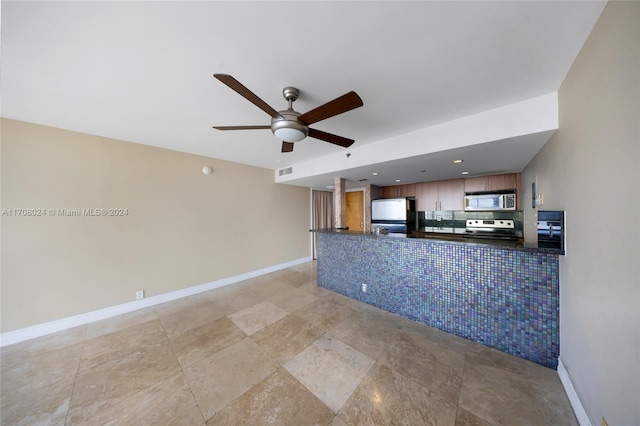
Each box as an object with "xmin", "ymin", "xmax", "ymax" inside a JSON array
[{"xmin": 212, "ymin": 74, "xmax": 363, "ymax": 153}]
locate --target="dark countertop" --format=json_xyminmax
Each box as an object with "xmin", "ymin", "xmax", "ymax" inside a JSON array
[{"xmin": 311, "ymin": 228, "xmax": 564, "ymax": 255}]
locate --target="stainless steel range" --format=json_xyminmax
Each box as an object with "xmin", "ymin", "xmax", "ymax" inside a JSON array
[{"xmin": 464, "ymin": 219, "xmax": 518, "ymax": 240}]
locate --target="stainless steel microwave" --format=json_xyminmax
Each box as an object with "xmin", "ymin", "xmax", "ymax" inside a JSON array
[{"xmin": 464, "ymin": 192, "xmax": 516, "ymax": 211}]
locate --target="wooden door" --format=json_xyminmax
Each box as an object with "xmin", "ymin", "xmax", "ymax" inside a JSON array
[{"xmin": 345, "ymin": 191, "xmax": 364, "ymax": 232}]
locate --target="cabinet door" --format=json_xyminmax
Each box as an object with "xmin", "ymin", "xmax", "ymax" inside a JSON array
[
  {"xmin": 438, "ymin": 179, "xmax": 464, "ymax": 210},
  {"xmin": 416, "ymin": 181, "xmax": 439, "ymax": 211},
  {"xmin": 381, "ymin": 184, "xmax": 416, "ymax": 198},
  {"xmin": 464, "ymin": 176, "xmax": 489, "ymax": 193},
  {"xmin": 398, "ymin": 183, "xmax": 416, "ymax": 197},
  {"xmin": 381, "ymin": 186, "xmax": 397, "ymax": 198},
  {"xmin": 489, "ymin": 173, "xmax": 517, "ymax": 191}
]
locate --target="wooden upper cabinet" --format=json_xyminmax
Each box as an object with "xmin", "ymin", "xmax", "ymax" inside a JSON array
[
  {"xmin": 464, "ymin": 173, "xmax": 518, "ymax": 193},
  {"xmin": 381, "ymin": 183, "xmax": 416, "ymax": 198},
  {"xmin": 398, "ymin": 183, "xmax": 416, "ymax": 197},
  {"xmin": 489, "ymin": 173, "xmax": 517, "ymax": 191},
  {"xmin": 416, "ymin": 179, "xmax": 464, "ymax": 211},
  {"xmin": 463, "ymin": 176, "xmax": 489, "ymax": 193},
  {"xmin": 438, "ymin": 179, "xmax": 464, "ymax": 210},
  {"xmin": 381, "ymin": 186, "xmax": 397, "ymax": 199},
  {"xmin": 385, "ymin": 173, "xmax": 521, "ymax": 210},
  {"xmin": 416, "ymin": 181, "xmax": 438, "ymax": 211}
]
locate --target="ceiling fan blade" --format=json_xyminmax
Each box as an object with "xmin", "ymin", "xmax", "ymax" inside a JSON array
[
  {"xmin": 213, "ymin": 125, "xmax": 271, "ymax": 130},
  {"xmin": 298, "ymin": 91, "xmax": 363, "ymax": 125},
  {"xmin": 281, "ymin": 142, "xmax": 294, "ymax": 153},
  {"xmin": 214, "ymin": 74, "xmax": 282, "ymax": 119},
  {"xmin": 308, "ymin": 128, "xmax": 355, "ymax": 148}
]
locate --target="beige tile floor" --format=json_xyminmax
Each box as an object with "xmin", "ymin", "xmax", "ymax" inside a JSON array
[{"xmin": 0, "ymin": 261, "xmax": 578, "ymax": 425}]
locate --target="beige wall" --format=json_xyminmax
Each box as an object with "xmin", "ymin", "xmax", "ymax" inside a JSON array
[
  {"xmin": 521, "ymin": 2, "xmax": 639, "ymax": 424},
  {"xmin": 0, "ymin": 118, "xmax": 311, "ymax": 332}
]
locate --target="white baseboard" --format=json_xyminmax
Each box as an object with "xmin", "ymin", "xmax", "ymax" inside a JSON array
[
  {"xmin": 0, "ymin": 257, "xmax": 312, "ymax": 348},
  {"xmin": 557, "ymin": 358, "xmax": 592, "ymax": 426}
]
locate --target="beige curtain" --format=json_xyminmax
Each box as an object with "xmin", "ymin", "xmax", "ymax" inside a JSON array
[{"xmin": 312, "ymin": 189, "xmax": 334, "ymax": 259}]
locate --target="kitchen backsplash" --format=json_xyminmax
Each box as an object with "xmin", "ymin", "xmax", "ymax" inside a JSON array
[{"xmin": 416, "ymin": 210, "xmax": 524, "ymax": 237}]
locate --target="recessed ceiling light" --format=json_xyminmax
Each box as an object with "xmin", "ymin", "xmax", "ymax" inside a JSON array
[
  {"xmin": 453, "ymin": 159, "xmax": 464, "ymax": 164},
  {"xmin": 372, "ymin": 172, "xmax": 379, "ymax": 176},
  {"xmin": 461, "ymin": 171, "xmax": 470, "ymax": 175},
  {"xmin": 395, "ymin": 179, "xmax": 401, "ymax": 183}
]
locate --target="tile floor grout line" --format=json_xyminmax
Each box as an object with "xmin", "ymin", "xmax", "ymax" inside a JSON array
[
  {"xmin": 275, "ymin": 364, "xmax": 338, "ymax": 418},
  {"xmin": 69, "ymin": 317, "xmax": 190, "ymax": 424},
  {"xmin": 452, "ymin": 340, "xmax": 471, "ymax": 426},
  {"xmin": 162, "ymin": 297, "xmax": 288, "ymax": 424},
  {"xmin": 62, "ymin": 334, "xmax": 87, "ymax": 426},
  {"xmin": 201, "ymin": 335, "xmax": 276, "ymax": 424},
  {"xmin": 371, "ymin": 330, "xmax": 466, "ymax": 414},
  {"xmin": 156, "ymin": 311, "xmax": 210, "ymax": 425}
]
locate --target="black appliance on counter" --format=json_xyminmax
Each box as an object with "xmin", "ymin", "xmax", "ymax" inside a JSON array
[
  {"xmin": 464, "ymin": 219, "xmax": 518, "ymax": 240},
  {"xmin": 371, "ymin": 198, "xmax": 416, "ymax": 234},
  {"xmin": 537, "ymin": 210, "xmax": 565, "ymax": 251}
]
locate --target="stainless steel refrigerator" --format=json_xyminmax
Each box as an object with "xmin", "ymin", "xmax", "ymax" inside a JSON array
[{"xmin": 371, "ymin": 198, "xmax": 416, "ymax": 234}]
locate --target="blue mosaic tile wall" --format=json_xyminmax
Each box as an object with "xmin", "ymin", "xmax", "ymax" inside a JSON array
[{"xmin": 317, "ymin": 232, "xmax": 559, "ymax": 368}]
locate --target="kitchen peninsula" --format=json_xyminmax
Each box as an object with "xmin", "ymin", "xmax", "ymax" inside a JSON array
[{"xmin": 314, "ymin": 229, "xmax": 561, "ymax": 368}]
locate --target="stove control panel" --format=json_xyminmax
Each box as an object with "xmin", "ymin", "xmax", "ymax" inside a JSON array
[{"xmin": 465, "ymin": 219, "xmax": 515, "ymax": 229}]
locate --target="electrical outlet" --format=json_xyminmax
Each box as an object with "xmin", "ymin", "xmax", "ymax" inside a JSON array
[
  {"xmin": 361, "ymin": 283, "xmax": 367, "ymax": 293},
  {"xmin": 602, "ymin": 417, "xmax": 608, "ymax": 426},
  {"xmin": 136, "ymin": 290, "xmax": 144, "ymax": 300}
]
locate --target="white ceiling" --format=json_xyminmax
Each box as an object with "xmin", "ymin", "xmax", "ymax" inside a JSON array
[{"xmin": 1, "ymin": 1, "xmax": 606, "ymax": 188}]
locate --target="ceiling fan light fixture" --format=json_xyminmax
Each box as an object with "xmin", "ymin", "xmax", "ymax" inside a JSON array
[
  {"xmin": 273, "ymin": 126, "xmax": 307, "ymax": 142},
  {"xmin": 271, "ymin": 111, "xmax": 308, "ymax": 142}
]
